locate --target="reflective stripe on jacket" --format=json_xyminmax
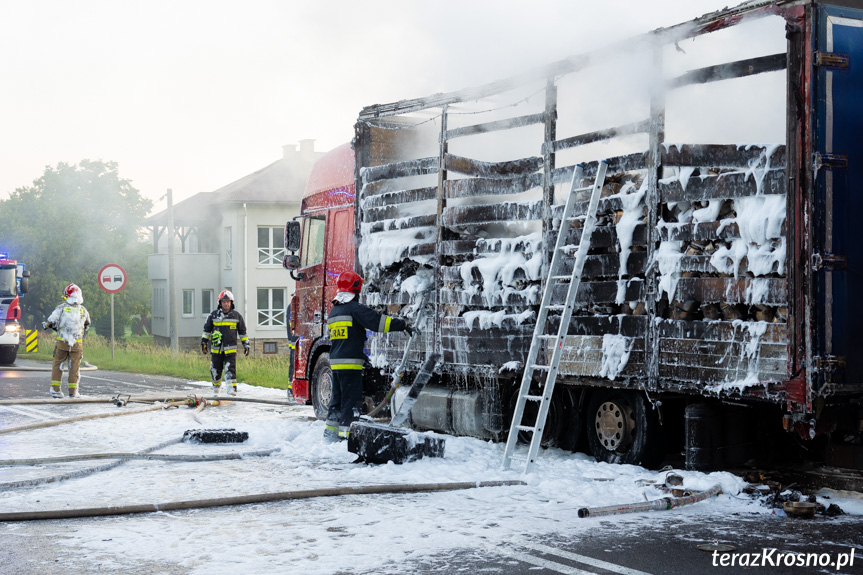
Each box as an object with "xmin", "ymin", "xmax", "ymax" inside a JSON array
[
  {"xmin": 202, "ymin": 309, "xmax": 248, "ymax": 354},
  {"xmin": 327, "ymin": 299, "xmax": 406, "ymax": 370}
]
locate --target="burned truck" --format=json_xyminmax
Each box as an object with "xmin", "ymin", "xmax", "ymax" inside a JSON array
[{"xmin": 284, "ymin": 0, "xmax": 863, "ymax": 470}]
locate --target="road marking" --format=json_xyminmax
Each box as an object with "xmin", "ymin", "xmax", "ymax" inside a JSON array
[
  {"xmin": 83, "ymin": 374, "xmax": 204, "ymax": 391},
  {"xmin": 517, "ymin": 541, "xmax": 654, "ymax": 575},
  {"xmin": 493, "ymin": 543, "xmax": 597, "ymax": 574},
  {"xmin": 81, "ymin": 375, "xmax": 163, "ymax": 390},
  {"xmin": 0, "ymin": 405, "xmax": 61, "ymax": 420}
]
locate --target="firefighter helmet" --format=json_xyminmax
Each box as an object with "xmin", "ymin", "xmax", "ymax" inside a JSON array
[
  {"xmin": 336, "ymin": 271, "xmax": 363, "ymax": 295},
  {"xmin": 218, "ymin": 290, "xmax": 234, "ymax": 303},
  {"xmin": 64, "ymin": 283, "xmax": 82, "ymax": 304}
]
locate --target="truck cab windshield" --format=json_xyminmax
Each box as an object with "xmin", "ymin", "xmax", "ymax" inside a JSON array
[{"xmin": 0, "ymin": 267, "xmax": 16, "ymax": 297}]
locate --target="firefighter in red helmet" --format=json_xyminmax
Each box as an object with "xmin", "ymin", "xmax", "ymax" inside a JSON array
[
  {"xmin": 43, "ymin": 283, "xmax": 91, "ymax": 398},
  {"xmin": 201, "ymin": 289, "xmax": 249, "ymax": 396},
  {"xmin": 324, "ymin": 271, "xmax": 415, "ymax": 441}
]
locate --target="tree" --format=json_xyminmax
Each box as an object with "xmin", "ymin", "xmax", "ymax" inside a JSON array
[{"xmin": 0, "ymin": 160, "xmax": 153, "ymax": 329}]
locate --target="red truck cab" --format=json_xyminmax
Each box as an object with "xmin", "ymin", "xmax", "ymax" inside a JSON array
[{"xmin": 283, "ymin": 143, "xmax": 356, "ymax": 415}]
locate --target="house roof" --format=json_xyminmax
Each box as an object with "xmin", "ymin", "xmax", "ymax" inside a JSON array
[{"xmin": 145, "ymin": 148, "xmax": 318, "ymax": 227}]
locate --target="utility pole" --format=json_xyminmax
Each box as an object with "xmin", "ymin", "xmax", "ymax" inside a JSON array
[{"xmin": 167, "ymin": 188, "xmax": 179, "ymax": 353}]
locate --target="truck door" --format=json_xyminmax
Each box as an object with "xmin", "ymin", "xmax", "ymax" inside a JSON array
[
  {"xmin": 814, "ymin": 4, "xmax": 863, "ymax": 387},
  {"xmin": 324, "ymin": 208, "xmax": 356, "ymax": 306},
  {"xmin": 295, "ymin": 214, "xmax": 327, "ymax": 343}
]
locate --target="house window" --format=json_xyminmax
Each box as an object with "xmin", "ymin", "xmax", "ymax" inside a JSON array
[
  {"xmin": 257, "ymin": 287, "xmax": 286, "ymax": 327},
  {"xmin": 182, "ymin": 289, "xmax": 194, "ymax": 317},
  {"xmin": 201, "ymin": 289, "xmax": 213, "ymax": 314},
  {"xmin": 258, "ymin": 226, "xmax": 287, "ymax": 266},
  {"xmin": 263, "ymin": 342, "xmax": 277, "ymax": 354},
  {"xmin": 301, "ymin": 216, "xmax": 325, "ymax": 268},
  {"xmin": 224, "ymin": 226, "xmax": 233, "ymax": 269}
]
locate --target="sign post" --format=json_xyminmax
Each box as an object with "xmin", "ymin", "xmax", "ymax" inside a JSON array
[{"xmin": 98, "ymin": 264, "xmax": 127, "ymax": 360}]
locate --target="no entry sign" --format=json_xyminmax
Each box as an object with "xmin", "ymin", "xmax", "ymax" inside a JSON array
[{"xmin": 98, "ymin": 264, "xmax": 127, "ymax": 293}]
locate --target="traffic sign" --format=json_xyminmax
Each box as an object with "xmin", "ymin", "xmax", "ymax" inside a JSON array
[{"xmin": 98, "ymin": 264, "xmax": 127, "ymax": 293}]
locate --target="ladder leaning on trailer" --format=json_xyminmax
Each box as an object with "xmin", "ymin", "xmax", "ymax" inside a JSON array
[{"xmin": 502, "ymin": 161, "xmax": 609, "ymax": 473}]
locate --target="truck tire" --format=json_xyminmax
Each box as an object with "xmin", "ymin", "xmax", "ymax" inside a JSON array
[
  {"xmin": 0, "ymin": 346, "xmax": 17, "ymax": 366},
  {"xmin": 508, "ymin": 384, "xmax": 565, "ymax": 447},
  {"xmin": 585, "ymin": 389, "xmax": 664, "ymax": 469},
  {"xmin": 557, "ymin": 387, "xmax": 585, "ymax": 452},
  {"xmin": 311, "ymin": 353, "xmax": 333, "ymax": 420}
]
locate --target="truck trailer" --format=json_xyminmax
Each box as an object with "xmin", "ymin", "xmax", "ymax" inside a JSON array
[{"xmin": 284, "ymin": 0, "xmax": 863, "ymax": 470}]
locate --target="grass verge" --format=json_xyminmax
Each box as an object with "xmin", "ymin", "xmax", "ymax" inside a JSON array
[{"xmin": 28, "ymin": 332, "xmax": 290, "ymax": 390}]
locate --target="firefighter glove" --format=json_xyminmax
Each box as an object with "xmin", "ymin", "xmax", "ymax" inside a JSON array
[
  {"xmin": 211, "ymin": 331, "xmax": 222, "ymax": 346},
  {"xmin": 243, "ymin": 342, "xmax": 250, "ymax": 356},
  {"xmin": 405, "ymin": 324, "xmax": 415, "ymax": 337},
  {"xmin": 201, "ymin": 342, "xmax": 208, "ymax": 354}
]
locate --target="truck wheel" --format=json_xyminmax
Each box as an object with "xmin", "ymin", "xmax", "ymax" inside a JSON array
[
  {"xmin": 586, "ymin": 389, "xmax": 664, "ymax": 469},
  {"xmin": 509, "ymin": 385, "xmax": 565, "ymax": 447},
  {"xmin": 0, "ymin": 346, "xmax": 17, "ymax": 366},
  {"xmin": 557, "ymin": 387, "xmax": 585, "ymax": 452},
  {"xmin": 311, "ymin": 353, "xmax": 333, "ymax": 420}
]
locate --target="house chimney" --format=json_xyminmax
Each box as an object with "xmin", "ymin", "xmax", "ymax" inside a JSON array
[
  {"xmin": 299, "ymin": 139, "xmax": 315, "ymax": 161},
  {"xmin": 282, "ymin": 144, "xmax": 297, "ymax": 160}
]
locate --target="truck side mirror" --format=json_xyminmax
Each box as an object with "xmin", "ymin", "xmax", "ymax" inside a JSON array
[
  {"xmin": 282, "ymin": 254, "xmax": 301, "ymax": 270},
  {"xmin": 285, "ymin": 220, "xmax": 301, "ymax": 252},
  {"xmin": 283, "ymin": 254, "xmax": 306, "ymax": 281},
  {"xmin": 20, "ymin": 271, "xmax": 30, "ymax": 294}
]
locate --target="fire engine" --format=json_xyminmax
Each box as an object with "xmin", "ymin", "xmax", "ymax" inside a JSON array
[{"xmin": 0, "ymin": 253, "xmax": 31, "ymax": 365}]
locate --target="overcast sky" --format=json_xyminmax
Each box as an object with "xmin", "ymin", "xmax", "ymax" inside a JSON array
[{"xmin": 0, "ymin": 1, "xmax": 765, "ymax": 212}]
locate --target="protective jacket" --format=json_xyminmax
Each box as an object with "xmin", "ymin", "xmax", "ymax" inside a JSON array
[
  {"xmin": 47, "ymin": 303, "xmax": 90, "ymax": 347},
  {"xmin": 202, "ymin": 308, "xmax": 248, "ymax": 354},
  {"xmin": 327, "ymin": 298, "xmax": 407, "ymax": 371}
]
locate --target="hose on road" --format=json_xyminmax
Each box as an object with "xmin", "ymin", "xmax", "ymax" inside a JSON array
[
  {"xmin": 0, "ymin": 403, "xmax": 177, "ymax": 436},
  {"xmin": 0, "ymin": 448, "xmax": 280, "ymax": 466},
  {"xmin": 0, "ymin": 438, "xmax": 182, "ymax": 491},
  {"xmin": 577, "ymin": 484, "xmax": 723, "ymax": 518},
  {"xmin": 0, "ymin": 479, "xmax": 526, "ymax": 522},
  {"xmin": 0, "ymin": 395, "xmax": 296, "ymax": 407}
]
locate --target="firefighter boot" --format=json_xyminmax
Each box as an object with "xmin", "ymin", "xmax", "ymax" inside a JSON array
[
  {"xmin": 68, "ymin": 384, "xmax": 80, "ymax": 398},
  {"xmin": 211, "ymin": 384, "xmax": 222, "ymax": 397},
  {"xmin": 50, "ymin": 385, "xmax": 64, "ymax": 399},
  {"xmin": 229, "ymin": 385, "xmax": 237, "ymax": 396},
  {"xmin": 323, "ymin": 420, "xmax": 339, "ymax": 443}
]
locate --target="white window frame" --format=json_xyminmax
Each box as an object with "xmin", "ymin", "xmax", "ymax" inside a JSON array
[
  {"xmin": 258, "ymin": 226, "xmax": 287, "ymax": 266},
  {"xmin": 224, "ymin": 226, "xmax": 233, "ymax": 269},
  {"xmin": 257, "ymin": 287, "xmax": 286, "ymax": 327},
  {"xmin": 201, "ymin": 289, "xmax": 213, "ymax": 315},
  {"xmin": 182, "ymin": 289, "xmax": 194, "ymax": 318}
]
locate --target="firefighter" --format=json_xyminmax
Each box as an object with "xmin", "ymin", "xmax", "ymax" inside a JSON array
[
  {"xmin": 324, "ymin": 271, "xmax": 415, "ymax": 442},
  {"xmin": 43, "ymin": 283, "xmax": 91, "ymax": 398},
  {"xmin": 201, "ymin": 290, "xmax": 249, "ymax": 396}
]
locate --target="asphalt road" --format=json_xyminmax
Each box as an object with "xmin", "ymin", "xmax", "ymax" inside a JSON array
[{"xmin": 0, "ymin": 361, "xmax": 860, "ymax": 575}]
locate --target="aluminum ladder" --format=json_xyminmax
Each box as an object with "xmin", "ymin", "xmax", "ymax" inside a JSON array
[{"xmin": 502, "ymin": 160, "xmax": 609, "ymax": 473}]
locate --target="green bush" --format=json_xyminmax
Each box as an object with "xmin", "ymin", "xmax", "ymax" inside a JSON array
[{"xmin": 94, "ymin": 315, "xmax": 126, "ymax": 339}]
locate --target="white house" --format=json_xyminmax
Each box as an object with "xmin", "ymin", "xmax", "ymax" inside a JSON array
[{"xmin": 145, "ymin": 140, "xmax": 323, "ymax": 354}]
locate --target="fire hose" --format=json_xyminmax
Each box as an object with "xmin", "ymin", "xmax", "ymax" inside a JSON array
[
  {"xmin": 0, "ymin": 402, "xmax": 178, "ymax": 436},
  {"xmin": 0, "ymin": 437, "xmax": 183, "ymax": 490},
  {"xmin": 0, "ymin": 395, "xmax": 296, "ymax": 407},
  {"xmin": 577, "ymin": 484, "xmax": 723, "ymax": 518},
  {"xmin": 0, "ymin": 480, "xmax": 526, "ymax": 522}
]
